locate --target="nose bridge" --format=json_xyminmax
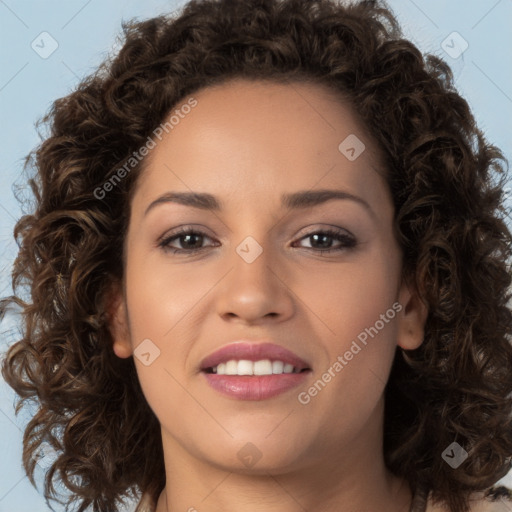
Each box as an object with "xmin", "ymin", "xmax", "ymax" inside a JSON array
[
  {"xmin": 226, "ymin": 199, "xmax": 278, "ymax": 269},
  {"xmin": 232, "ymin": 233, "xmax": 276, "ymax": 290},
  {"xmin": 216, "ymin": 230, "xmax": 293, "ymax": 321}
]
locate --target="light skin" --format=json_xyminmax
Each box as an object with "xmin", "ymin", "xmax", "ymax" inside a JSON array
[{"xmin": 109, "ymin": 78, "xmax": 429, "ymax": 512}]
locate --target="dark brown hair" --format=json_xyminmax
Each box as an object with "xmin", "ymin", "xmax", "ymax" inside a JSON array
[{"xmin": 2, "ymin": 0, "xmax": 512, "ymax": 511}]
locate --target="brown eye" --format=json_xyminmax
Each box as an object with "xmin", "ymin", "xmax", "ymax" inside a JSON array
[
  {"xmin": 158, "ymin": 228, "xmax": 215, "ymax": 254},
  {"xmin": 294, "ymin": 228, "xmax": 357, "ymax": 253}
]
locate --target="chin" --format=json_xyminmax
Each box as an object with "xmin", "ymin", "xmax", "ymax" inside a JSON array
[{"xmin": 200, "ymin": 435, "xmax": 311, "ymax": 474}]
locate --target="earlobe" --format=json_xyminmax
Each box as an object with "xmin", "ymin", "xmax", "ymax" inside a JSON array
[
  {"xmin": 396, "ymin": 277, "xmax": 429, "ymax": 351},
  {"xmin": 105, "ymin": 282, "xmax": 132, "ymax": 359}
]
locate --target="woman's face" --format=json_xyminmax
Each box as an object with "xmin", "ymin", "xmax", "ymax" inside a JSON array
[{"xmin": 111, "ymin": 78, "xmax": 426, "ymax": 475}]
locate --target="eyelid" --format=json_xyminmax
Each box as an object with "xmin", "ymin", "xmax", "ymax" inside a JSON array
[
  {"xmin": 156, "ymin": 224, "xmax": 213, "ymax": 243},
  {"xmin": 293, "ymin": 223, "xmax": 355, "ymax": 239}
]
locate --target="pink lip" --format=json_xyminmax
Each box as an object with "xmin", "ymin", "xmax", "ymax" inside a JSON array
[
  {"xmin": 199, "ymin": 342, "xmax": 312, "ymax": 401},
  {"xmin": 202, "ymin": 373, "xmax": 310, "ymax": 400},
  {"xmin": 199, "ymin": 341, "xmax": 311, "ymax": 371}
]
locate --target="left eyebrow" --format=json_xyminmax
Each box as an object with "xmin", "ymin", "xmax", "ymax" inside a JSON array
[
  {"xmin": 144, "ymin": 189, "xmax": 376, "ymax": 220},
  {"xmin": 281, "ymin": 189, "xmax": 376, "ymax": 220}
]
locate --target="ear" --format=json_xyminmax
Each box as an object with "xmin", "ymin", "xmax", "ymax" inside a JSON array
[
  {"xmin": 105, "ymin": 280, "xmax": 132, "ymax": 359},
  {"xmin": 396, "ymin": 275, "xmax": 428, "ymax": 350}
]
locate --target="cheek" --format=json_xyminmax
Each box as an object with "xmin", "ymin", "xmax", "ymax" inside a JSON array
[
  {"xmin": 299, "ymin": 248, "xmax": 400, "ymax": 345},
  {"xmin": 124, "ymin": 249, "xmax": 207, "ymax": 342},
  {"xmin": 121, "ymin": 250, "xmax": 199, "ymax": 401},
  {"xmin": 296, "ymin": 248, "xmax": 401, "ymax": 418},
  {"xmin": 297, "ymin": 263, "xmax": 400, "ymax": 428}
]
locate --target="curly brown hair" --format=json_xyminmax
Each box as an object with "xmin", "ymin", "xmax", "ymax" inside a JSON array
[{"xmin": 2, "ymin": 0, "xmax": 512, "ymax": 511}]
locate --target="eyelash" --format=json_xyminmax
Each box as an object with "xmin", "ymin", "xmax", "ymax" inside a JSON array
[{"xmin": 157, "ymin": 226, "xmax": 357, "ymax": 255}]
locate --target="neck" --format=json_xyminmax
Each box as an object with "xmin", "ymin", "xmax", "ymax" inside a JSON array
[
  {"xmin": 155, "ymin": 400, "xmax": 412, "ymax": 512},
  {"xmin": 156, "ymin": 469, "xmax": 411, "ymax": 512}
]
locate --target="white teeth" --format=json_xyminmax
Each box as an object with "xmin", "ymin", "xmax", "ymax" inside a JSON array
[
  {"xmin": 272, "ymin": 360, "xmax": 284, "ymax": 373},
  {"xmin": 225, "ymin": 360, "xmax": 238, "ymax": 375},
  {"xmin": 237, "ymin": 360, "xmax": 253, "ymax": 375},
  {"xmin": 212, "ymin": 359, "xmax": 301, "ymax": 376},
  {"xmin": 283, "ymin": 363, "xmax": 294, "ymax": 373},
  {"xmin": 254, "ymin": 359, "xmax": 272, "ymax": 375}
]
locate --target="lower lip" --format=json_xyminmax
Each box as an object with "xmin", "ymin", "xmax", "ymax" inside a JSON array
[{"xmin": 202, "ymin": 371, "xmax": 311, "ymax": 400}]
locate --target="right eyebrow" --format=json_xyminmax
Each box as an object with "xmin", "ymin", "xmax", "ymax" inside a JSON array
[{"xmin": 144, "ymin": 192, "xmax": 220, "ymax": 216}]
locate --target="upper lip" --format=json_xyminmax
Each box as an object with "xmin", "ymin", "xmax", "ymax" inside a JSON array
[{"xmin": 200, "ymin": 342, "xmax": 311, "ymax": 372}]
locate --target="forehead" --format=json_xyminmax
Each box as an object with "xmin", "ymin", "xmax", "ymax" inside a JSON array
[{"xmin": 131, "ymin": 78, "xmax": 390, "ymax": 217}]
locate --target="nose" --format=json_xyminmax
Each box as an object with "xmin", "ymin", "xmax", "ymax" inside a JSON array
[{"xmin": 215, "ymin": 237, "xmax": 295, "ymax": 325}]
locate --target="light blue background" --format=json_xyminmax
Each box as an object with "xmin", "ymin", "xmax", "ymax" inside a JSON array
[{"xmin": 1, "ymin": 1, "xmax": 511, "ymax": 510}]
